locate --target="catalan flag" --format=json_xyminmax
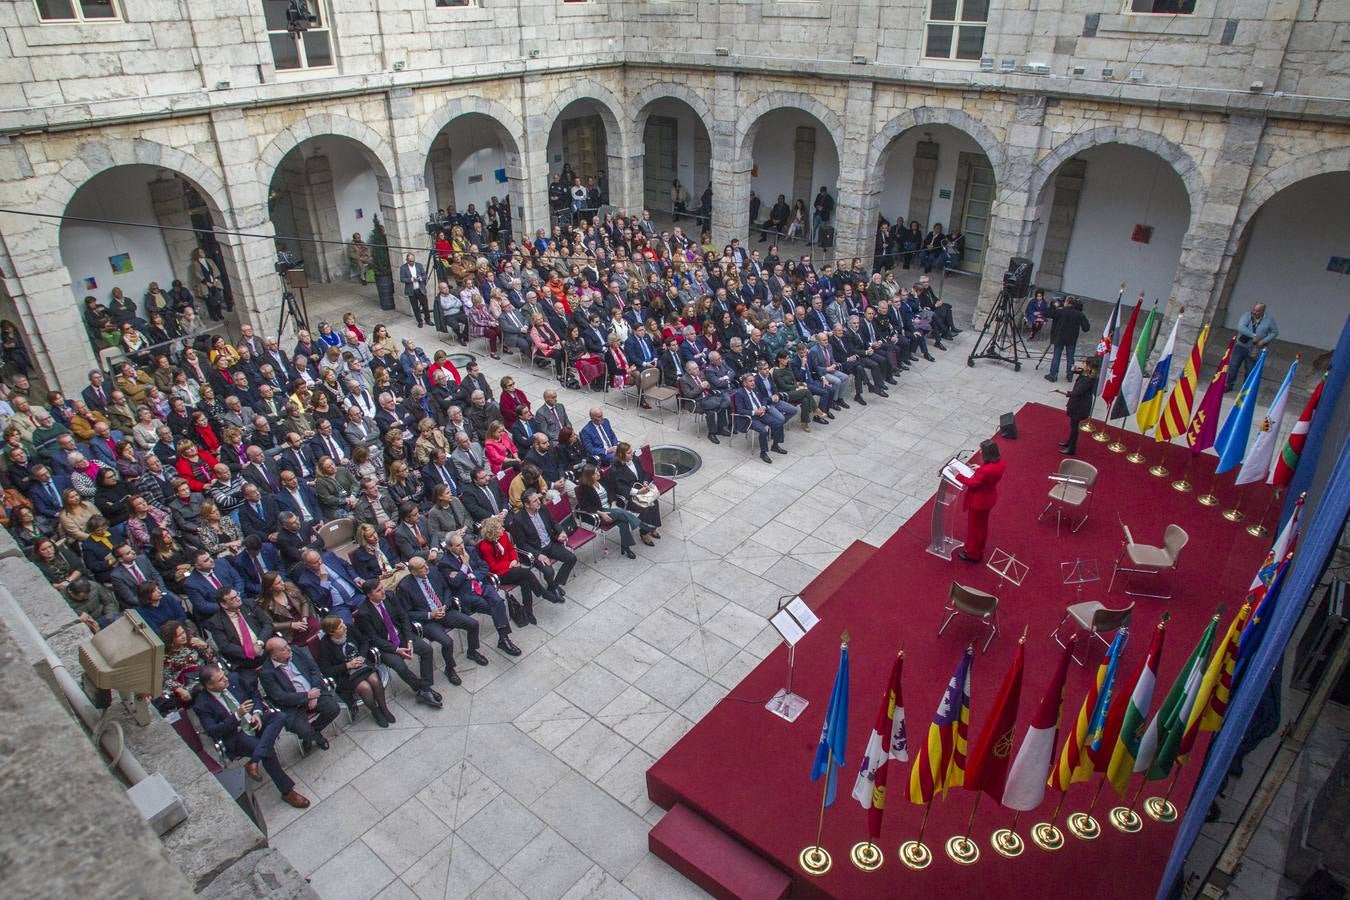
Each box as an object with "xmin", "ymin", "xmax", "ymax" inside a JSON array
[
  {"xmin": 964, "ymin": 638, "xmax": 1024, "ymax": 804},
  {"xmin": 1105, "ymin": 618, "xmax": 1169, "ymax": 795},
  {"xmin": 851, "ymin": 653, "xmax": 908, "ymax": 840},
  {"xmin": 1049, "ymin": 630, "xmax": 1127, "ymax": 790},
  {"xmin": 1186, "ymin": 336, "xmax": 1236, "ymax": 455},
  {"xmin": 1139, "ymin": 616, "xmax": 1219, "ymax": 780},
  {"xmin": 1136, "ymin": 314, "xmax": 1181, "ymax": 433},
  {"xmin": 909, "ymin": 647, "xmax": 974, "ymax": 804},
  {"xmin": 809, "ymin": 643, "xmax": 850, "ymax": 807},
  {"xmin": 1270, "ymin": 374, "xmax": 1325, "ymax": 488},
  {"xmin": 1181, "ymin": 604, "xmax": 1252, "ymax": 756},
  {"xmin": 1157, "ymin": 324, "xmax": 1209, "ymax": 441}
]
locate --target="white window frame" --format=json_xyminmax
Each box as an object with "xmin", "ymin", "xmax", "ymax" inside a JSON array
[
  {"xmin": 921, "ymin": 0, "xmax": 988, "ymax": 64},
  {"xmin": 34, "ymin": 0, "xmax": 123, "ymax": 23},
  {"xmin": 264, "ymin": 0, "xmax": 337, "ymax": 75}
]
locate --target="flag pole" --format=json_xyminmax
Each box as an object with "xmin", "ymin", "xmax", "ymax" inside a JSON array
[
  {"xmin": 799, "ymin": 746, "xmax": 836, "ymax": 875},
  {"xmin": 1144, "ymin": 763, "xmax": 1184, "ymax": 823},
  {"xmin": 900, "ymin": 798, "xmax": 935, "ymax": 870},
  {"xmin": 992, "ymin": 811, "xmax": 1024, "ymax": 858},
  {"xmin": 1222, "ymin": 485, "xmax": 1248, "ymax": 523},
  {"xmin": 1032, "ymin": 791, "xmax": 1069, "ymax": 851},
  {"xmin": 1245, "ymin": 488, "xmax": 1278, "ymax": 538},
  {"xmin": 1197, "ymin": 471, "xmax": 1221, "ymax": 507},
  {"xmin": 1125, "ymin": 421, "xmax": 1147, "ymax": 464},
  {"xmin": 945, "ymin": 794, "xmax": 982, "ymax": 865},
  {"xmin": 851, "ymin": 644, "xmax": 902, "ymax": 873},
  {"xmin": 1109, "ymin": 777, "xmax": 1147, "ymax": 833},
  {"xmin": 1147, "ymin": 425, "xmax": 1170, "ymax": 478},
  {"xmin": 1171, "ymin": 453, "xmax": 1194, "ymax": 493},
  {"xmin": 1067, "ymin": 777, "xmax": 1106, "ymax": 840},
  {"xmin": 1083, "ymin": 283, "xmax": 1126, "ymax": 437}
]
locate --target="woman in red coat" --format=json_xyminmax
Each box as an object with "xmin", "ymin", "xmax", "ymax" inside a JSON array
[
  {"xmin": 175, "ymin": 440, "xmax": 219, "ymax": 493},
  {"xmin": 477, "ymin": 518, "xmax": 555, "ymax": 623},
  {"xmin": 955, "ymin": 438, "xmax": 1006, "ymax": 563}
]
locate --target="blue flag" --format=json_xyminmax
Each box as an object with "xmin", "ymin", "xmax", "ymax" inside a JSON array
[
  {"xmin": 1233, "ymin": 555, "xmax": 1292, "ymax": 688},
  {"xmin": 1087, "ymin": 630, "xmax": 1129, "ymax": 753},
  {"xmin": 1214, "ymin": 349, "xmax": 1267, "ymax": 474},
  {"xmin": 811, "ymin": 644, "xmax": 850, "ymax": 806}
]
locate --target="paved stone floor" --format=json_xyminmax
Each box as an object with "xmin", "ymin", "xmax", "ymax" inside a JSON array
[{"xmin": 259, "ymin": 274, "xmax": 1288, "ymax": 900}]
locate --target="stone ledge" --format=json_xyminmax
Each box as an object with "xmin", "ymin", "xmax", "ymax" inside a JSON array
[{"xmin": 197, "ymin": 848, "xmax": 320, "ymax": 900}]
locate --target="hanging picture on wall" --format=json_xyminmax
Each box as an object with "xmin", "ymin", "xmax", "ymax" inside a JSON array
[
  {"xmin": 109, "ymin": 253, "xmax": 133, "ymax": 274},
  {"xmin": 355, "ymin": 208, "xmax": 364, "ymax": 220},
  {"xmin": 495, "ymin": 168, "xmax": 508, "ymax": 184},
  {"xmin": 83, "ymin": 277, "xmax": 98, "ymax": 291}
]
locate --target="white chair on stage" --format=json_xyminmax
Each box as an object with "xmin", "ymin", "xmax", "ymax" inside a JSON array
[
  {"xmin": 1037, "ymin": 459, "xmax": 1098, "ymax": 535},
  {"xmin": 937, "ymin": 581, "xmax": 1000, "ymax": 653},
  {"xmin": 1051, "ymin": 600, "xmax": 1134, "ymax": 666},
  {"xmin": 1108, "ymin": 523, "xmax": 1188, "ymax": 600}
]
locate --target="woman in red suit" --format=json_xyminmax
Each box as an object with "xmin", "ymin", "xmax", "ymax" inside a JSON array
[
  {"xmin": 477, "ymin": 517, "xmax": 556, "ymax": 623},
  {"xmin": 955, "ymin": 438, "xmax": 1006, "ymax": 563}
]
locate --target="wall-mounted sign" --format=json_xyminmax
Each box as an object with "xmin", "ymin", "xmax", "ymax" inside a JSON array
[{"xmin": 939, "ymin": 189, "xmax": 951, "ymax": 199}]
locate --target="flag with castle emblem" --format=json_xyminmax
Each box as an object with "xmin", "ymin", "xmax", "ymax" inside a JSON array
[
  {"xmin": 851, "ymin": 653, "xmax": 908, "ymax": 841},
  {"xmin": 1001, "ymin": 638, "xmax": 1075, "ymax": 811},
  {"xmin": 1235, "ymin": 357, "xmax": 1298, "ymax": 485},
  {"xmin": 909, "ymin": 647, "xmax": 974, "ymax": 803},
  {"xmin": 964, "ymin": 638, "xmax": 1024, "ymax": 803}
]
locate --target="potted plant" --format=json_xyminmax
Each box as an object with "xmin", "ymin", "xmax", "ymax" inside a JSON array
[{"xmin": 368, "ymin": 215, "xmax": 396, "ymax": 310}]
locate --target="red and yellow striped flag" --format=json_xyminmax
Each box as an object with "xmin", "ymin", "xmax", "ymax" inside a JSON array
[
  {"xmin": 1180, "ymin": 603, "xmax": 1251, "ymax": 761},
  {"xmin": 909, "ymin": 647, "xmax": 974, "ymax": 803},
  {"xmin": 1049, "ymin": 631, "xmax": 1126, "ymax": 790},
  {"xmin": 1156, "ymin": 324, "xmax": 1209, "ymax": 441}
]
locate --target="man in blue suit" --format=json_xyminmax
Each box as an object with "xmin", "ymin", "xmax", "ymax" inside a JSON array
[
  {"xmin": 236, "ymin": 534, "xmax": 282, "ymax": 598},
  {"xmin": 183, "ymin": 549, "xmax": 246, "ymax": 623},
  {"xmin": 238, "ymin": 482, "xmax": 281, "ymax": 541},
  {"xmin": 29, "ymin": 463, "xmax": 66, "ymax": 523},
  {"xmin": 84, "ymin": 421, "xmax": 123, "ymax": 466},
  {"xmin": 579, "ymin": 406, "xmax": 621, "ymax": 465},
  {"xmin": 295, "ymin": 548, "xmax": 365, "ymax": 624},
  {"xmin": 192, "ymin": 664, "xmax": 309, "ymax": 808},
  {"xmin": 258, "ymin": 638, "xmax": 340, "ymax": 753},
  {"xmin": 275, "ymin": 469, "xmax": 323, "ymax": 528}
]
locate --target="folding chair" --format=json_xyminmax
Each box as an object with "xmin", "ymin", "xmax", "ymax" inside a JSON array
[
  {"xmin": 1051, "ymin": 600, "xmax": 1134, "ymax": 666},
  {"xmin": 1108, "ymin": 523, "xmax": 1188, "ymax": 599},
  {"xmin": 937, "ymin": 581, "xmax": 1000, "ymax": 653}
]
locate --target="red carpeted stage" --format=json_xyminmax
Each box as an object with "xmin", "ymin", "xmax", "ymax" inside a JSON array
[{"xmin": 646, "ymin": 402, "xmax": 1277, "ymax": 899}]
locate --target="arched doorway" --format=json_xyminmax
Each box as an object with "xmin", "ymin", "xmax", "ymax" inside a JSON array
[
  {"xmin": 424, "ymin": 112, "xmax": 522, "ymax": 243},
  {"xmin": 1219, "ymin": 172, "xmax": 1350, "ymax": 351},
  {"xmin": 637, "ymin": 97, "xmax": 712, "ymax": 221},
  {"xmin": 1029, "ymin": 143, "xmax": 1192, "ymax": 305},
  {"xmin": 546, "ymin": 98, "xmax": 614, "ymax": 217},
  {"xmin": 267, "ymin": 135, "xmax": 396, "ymax": 285},
  {"xmin": 748, "ymin": 108, "xmax": 840, "ymax": 245},
  {"xmin": 874, "ymin": 123, "xmax": 998, "ymax": 274},
  {"xmin": 58, "ymin": 165, "xmax": 236, "ymax": 347}
]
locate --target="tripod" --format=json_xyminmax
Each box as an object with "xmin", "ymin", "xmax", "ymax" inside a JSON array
[
  {"xmin": 966, "ymin": 288, "xmax": 1029, "ymax": 371},
  {"xmin": 275, "ymin": 279, "xmax": 308, "ymax": 339}
]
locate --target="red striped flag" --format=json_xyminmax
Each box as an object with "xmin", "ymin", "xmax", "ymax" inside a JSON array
[
  {"xmin": 964, "ymin": 639, "xmax": 1024, "ymax": 803},
  {"xmin": 1270, "ymin": 374, "xmax": 1325, "ymax": 488},
  {"xmin": 1157, "ymin": 324, "xmax": 1209, "ymax": 441},
  {"xmin": 908, "ymin": 647, "xmax": 974, "ymax": 803}
]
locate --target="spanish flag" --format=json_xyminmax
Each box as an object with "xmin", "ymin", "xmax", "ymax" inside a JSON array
[
  {"xmin": 1049, "ymin": 630, "xmax": 1127, "ymax": 790},
  {"xmin": 1156, "ymin": 324, "xmax": 1209, "ymax": 441},
  {"xmin": 909, "ymin": 647, "xmax": 974, "ymax": 803}
]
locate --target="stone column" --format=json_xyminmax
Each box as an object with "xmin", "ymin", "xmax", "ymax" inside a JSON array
[
  {"xmin": 428, "ymin": 136, "xmax": 456, "ymax": 213},
  {"xmin": 710, "ymin": 72, "xmax": 747, "ymax": 247},
  {"xmin": 382, "ymin": 87, "xmax": 426, "ymax": 265},
  {"xmin": 907, "ymin": 141, "xmax": 940, "ymax": 228},
  {"xmin": 1035, "ymin": 158, "xmax": 1086, "ymax": 291},
  {"xmin": 611, "ymin": 149, "xmax": 642, "ymax": 217},
  {"xmin": 521, "ymin": 76, "xmax": 556, "ymax": 245},
  {"xmin": 148, "ymin": 176, "xmax": 199, "ymax": 288},
  {"xmin": 832, "ymin": 80, "xmax": 877, "ymax": 261}
]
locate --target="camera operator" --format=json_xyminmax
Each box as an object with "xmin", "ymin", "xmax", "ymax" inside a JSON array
[{"xmin": 1043, "ymin": 294, "xmax": 1089, "ymax": 384}]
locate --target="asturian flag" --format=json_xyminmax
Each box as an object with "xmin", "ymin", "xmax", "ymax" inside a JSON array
[
  {"xmin": 1213, "ymin": 349, "xmax": 1268, "ymax": 474},
  {"xmin": 908, "ymin": 647, "xmax": 974, "ymax": 803},
  {"xmin": 1136, "ymin": 314, "xmax": 1181, "ymax": 433},
  {"xmin": 1105, "ymin": 618, "xmax": 1169, "ymax": 795},
  {"xmin": 1235, "ymin": 357, "xmax": 1299, "ymax": 485},
  {"xmin": 1157, "ymin": 324, "xmax": 1209, "ymax": 442},
  {"xmin": 1001, "ymin": 638, "xmax": 1075, "ymax": 811},
  {"xmin": 1271, "ymin": 375, "xmax": 1325, "ymax": 488},
  {"xmin": 851, "ymin": 653, "xmax": 908, "ymax": 841}
]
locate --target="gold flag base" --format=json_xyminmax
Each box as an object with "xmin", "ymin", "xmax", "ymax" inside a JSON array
[
  {"xmin": 1221, "ymin": 507, "xmax": 1245, "ymax": 523},
  {"xmin": 1092, "ymin": 431, "xmax": 1112, "ymax": 443},
  {"xmin": 1148, "ymin": 465, "xmax": 1170, "ymax": 478},
  {"xmin": 1107, "ymin": 441, "xmax": 1127, "ymax": 453},
  {"xmin": 1245, "ymin": 522, "xmax": 1270, "ymax": 538},
  {"xmin": 849, "ymin": 841, "xmax": 883, "ymax": 872},
  {"xmin": 1109, "ymin": 806, "xmax": 1144, "ymax": 833},
  {"xmin": 1030, "ymin": 822, "xmax": 1065, "ymax": 851},
  {"xmin": 898, "ymin": 840, "xmax": 932, "ymax": 870},
  {"xmin": 799, "ymin": 845, "xmax": 832, "ymax": 875},
  {"xmin": 1197, "ymin": 493, "xmax": 1220, "ymax": 507},
  {"xmin": 1171, "ymin": 479, "xmax": 1193, "ymax": 493},
  {"xmin": 1066, "ymin": 812, "xmax": 1101, "ymax": 840},
  {"xmin": 1125, "ymin": 451, "xmax": 1146, "ymax": 464},
  {"xmin": 944, "ymin": 835, "xmax": 981, "ymax": 866},
  {"xmin": 1143, "ymin": 797, "xmax": 1178, "ymax": 823},
  {"xmin": 991, "ymin": 828, "xmax": 1024, "ymax": 859},
  {"xmin": 1080, "ymin": 421, "xmax": 1095, "ymax": 433}
]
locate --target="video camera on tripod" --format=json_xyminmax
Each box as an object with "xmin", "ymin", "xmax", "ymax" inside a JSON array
[
  {"xmin": 968, "ymin": 256, "xmax": 1034, "ymax": 370},
  {"xmin": 1002, "ymin": 257, "xmax": 1033, "ymax": 300}
]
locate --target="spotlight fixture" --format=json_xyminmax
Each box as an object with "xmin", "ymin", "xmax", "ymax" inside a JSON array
[
  {"xmin": 1000, "ymin": 59, "xmax": 1015, "ymax": 72},
  {"xmin": 1249, "ymin": 80, "xmax": 1265, "ymax": 92},
  {"xmin": 715, "ymin": 47, "xmax": 730, "ymax": 56},
  {"xmin": 851, "ymin": 55, "xmax": 867, "ymax": 65},
  {"xmin": 1101, "ymin": 66, "xmax": 1115, "ymax": 79},
  {"xmin": 285, "ymin": 0, "xmax": 317, "ymax": 34},
  {"xmin": 1071, "ymin": 65, "xmax": 1086, "ymax": 75},
  {"xmin": 392, "ymin": 60, "xmax": 406, "ymax": 71}
]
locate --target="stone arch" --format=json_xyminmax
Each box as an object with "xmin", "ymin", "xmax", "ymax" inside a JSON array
[
  {"xmin": 866, "ymin": 107, "xmax": 1009, "ymax": 191},
  {"xmin": 258, "ymin": 113, "xmax": 399, "ymax": 190},
  {"xmin": 539, "ymin": 77, "xmax": 629, "ymax": 157},
  {"xmin": 1027, "ymin": 126, "xmax": 1206, "ymax": 229},
  {"xmin": 1231, "ymin": 146, "xmax": 1350, "ymax": 250},
  {"xmin": 631, "ymin": 81, "xmax": 714, "ymax": 141},
  {"xmin": 735, "ymin": 91, "xmax": 844, "ymax": 162},
  {"xmin": 418, "ymin": 96, "xmax": 526, "ymax": 159},
  {"xmin": 48, "ymin": 138, "xmax": 233, "ymax": 225}
]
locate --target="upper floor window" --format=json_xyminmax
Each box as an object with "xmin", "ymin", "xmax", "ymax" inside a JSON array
[
  {"xmin": 1127, "ymin": 0, "xmax": 1195, "ymax": 11},
  {"xmin": 923, "ymin": 0, "xmax": 988, "ymax": 62},
  {"xmin": 434, "ymin": 0, "xmax": 474, "ymax": 6},
  {"xmin": 35, "ymin": 0, "xmax": 121, "ymax": 21},
  {"xmin": 263, "ymin": 0, "xmax": 334, "ymax": 72}
]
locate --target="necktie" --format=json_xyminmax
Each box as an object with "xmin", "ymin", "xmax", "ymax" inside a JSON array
[
  {"xmin": 483, "ymin": 486, "xmax": 497, "ymax": 514},
  {"xmin": 208, "ymin": 572, "xmax": 221, "ymax": 589},
  {"xmin": 130, "ymin": 563, "xmax": 144, "ymax": 584},
  {"xmin": 232, "ymin": 612, "xmax": 255, "ymax": 659},
  {"xmin": 377, "ymin": 602, "xmax": 399, "ymax": 644},
  {"xmin": 420, "ymin": 577, "xmax": 441, "ymax": 611},
  {"xmin": 413, "ymin": 523, "xmax": 425, "ymax": 547},
  {"xmin": 220, "ymin": 690, "xmax": 256, "ymax": 736},
  {"xmin": 252, "ymin": 501, "xmax": 263, "ymax": 519}
]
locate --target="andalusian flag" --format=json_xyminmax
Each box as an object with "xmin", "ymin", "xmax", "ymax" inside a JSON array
[
  {"xmin": 1181, "ymin": 605, "xmax": 1252, "ymax": 757},
  {"xmin": 851, "ymin": 653, "xmax": 908, "ymax": 840},
  {"xmin": 1214, "ymin": 349, "xmax": 1268, "ymax": 474},
  {"xmin": 810, "ymin": 643, "xmax": 850, "ymax": 807},
  {"xmin": 964, "ymin": 639, "xmax": 1024, "ymax": 804},
  {"xmin": 1105, "ymin": 619, "xmax": 1169, "ymax": 795},
  {"xmin": 1186, "ymin": 336, "xmax": 1236, "ymax": 454},
  {"xmin": 1101, "ymin": 299, "xmax": 1143, "ymax": 409},
  {"xmin": 1110, "ymin": 304, "xmax": 1159, "ymax": 420},
  {"xmin": 1136, "ymin": 314, "xmax": 1181, "ymax": 433},
  {"xmin": 1270, "ymin": 374, "xmax": 1325, "ymax": 488},
  {"xmin": 1002, "ymin": 639, "xmax": 1075, "ymax": 810},
  {"xmin": 1154, "ymin": 326, "xmax": 1207, "ymax": 443},
  {"xmin": 1236, "ymin": 357, "xmax": 1299, "ymax": 485},
  {"xmin": 909, "ymin": 647, "xmax": 974, "ymax": 803},
  {"xmin": 1139, "ymin": 616, "xmax": 1219, "ymax": 780},
  {"xmin": 1050, "ymin": 630, "xmax": 1127, "ymax": 789}
]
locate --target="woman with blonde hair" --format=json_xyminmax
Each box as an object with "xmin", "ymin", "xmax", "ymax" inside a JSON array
[
  {"xmin": 58, "ymin": 488, "xmax": 99, "ymax": 542},
  {"xmin": 412, "ymin": 416, "xmax": 449, "ymax": 466},
  {"xmin": 198, "ymin": 499, "xmax": 242, "ymax": 557},
  {"xmin": 483, "ymin": 420, "xmax": 521, "ymax": 475}
]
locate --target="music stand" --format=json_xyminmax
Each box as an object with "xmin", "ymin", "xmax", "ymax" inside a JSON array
[
  {"xmin": 986, "ymin": 548, "xmax": 1028, "ymax": 591},
  {"xmin": 766, "ymin": 595, "xmax": 818, "ymax": 722},
  {"xmin": 1060, "ymin": 558, "xmax": 1100, "ymax": 603}
]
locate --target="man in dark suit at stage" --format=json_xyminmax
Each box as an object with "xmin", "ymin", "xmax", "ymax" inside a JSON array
[
  {"xmin": 194, "ymin": 664, "xmax": 309, "ymax": 808},
  {"xmin": 1054, "ymin": 357, "xmax": 1099, "ymax": 456},
  {"xmin": 955, "ymin": 438, "xmax": 1006, "ymax": 564},
  {"xmin": 258, "ymin": 637, "xmax": 340, "ymax": 753}
]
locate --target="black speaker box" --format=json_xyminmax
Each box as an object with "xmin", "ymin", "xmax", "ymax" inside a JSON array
[{"xmin": 999, "ymin": 412, "xmax": 1017, "ymax": 439}]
